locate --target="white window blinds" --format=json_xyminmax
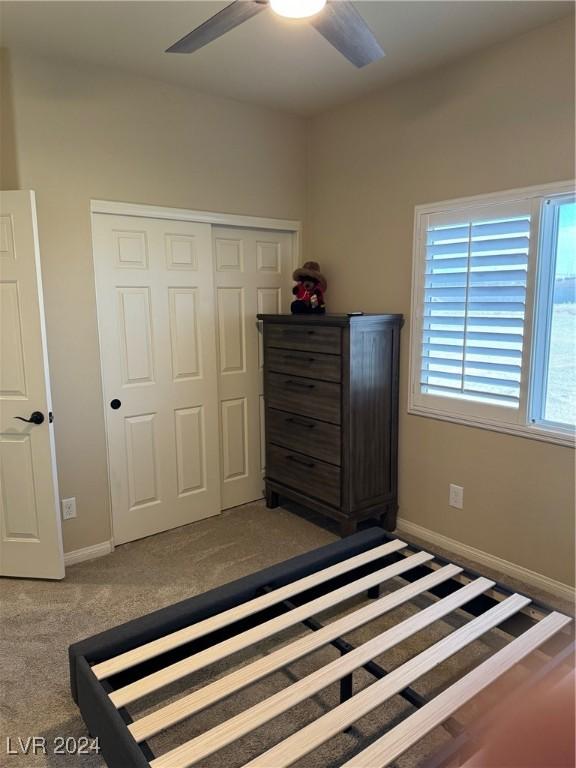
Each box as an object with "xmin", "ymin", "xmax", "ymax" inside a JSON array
[{"xmin": 421, "ymin": 209, "xmax": 531, "ymax": 407}]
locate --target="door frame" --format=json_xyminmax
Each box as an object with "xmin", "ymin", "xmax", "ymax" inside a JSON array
[{"xmin": 90, "ymin": 199, "xmax": 302, "ymax": 548}]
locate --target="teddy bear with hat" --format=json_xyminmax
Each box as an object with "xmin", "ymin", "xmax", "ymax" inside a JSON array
[{"xmin": 291, "ymin": 261, "xmax": 327, "ymax": 314}]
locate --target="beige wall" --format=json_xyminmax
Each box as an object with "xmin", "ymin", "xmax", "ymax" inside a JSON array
[
  {"xmin": 308, "ymin": 16, "xmax": 575, "ymax": 585},
  {"xmin": 0, "ymin": 50, "xmax": 18, "ymax": 189},
  {"xmin": 5, "ymin": 52, "xmax": 308, "ymax": 553}
]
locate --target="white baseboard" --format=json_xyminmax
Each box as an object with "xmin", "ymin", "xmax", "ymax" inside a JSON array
[
  {"xmin": 395, "ymin": 518, "xmax": 575, "ymax": 604},
  {"xmin": 64, "ymin": 540, "xmax": 114, "ymax": 567}
]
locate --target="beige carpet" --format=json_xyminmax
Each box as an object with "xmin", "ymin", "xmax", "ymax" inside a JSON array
[{"xmin": 0, "ymin": 502, "xmax": 572, "ymax": 768}]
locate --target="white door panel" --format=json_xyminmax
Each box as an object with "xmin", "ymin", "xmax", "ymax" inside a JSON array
[
  {"xmin": 213, "ymin": 227, "xmax": 292, "ymax": 509},
  {"xmin": 93, "ymin": 214, "xmax": 221, "ymax": 545},
  {"xmin": 0, "ymin": 191, "xmax": 64, "ymax": 579}
]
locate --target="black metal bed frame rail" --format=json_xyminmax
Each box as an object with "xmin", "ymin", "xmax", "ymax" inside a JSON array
[{"xmin": 68, "ymin": 528, "xmax": 573, "ymax": 768}]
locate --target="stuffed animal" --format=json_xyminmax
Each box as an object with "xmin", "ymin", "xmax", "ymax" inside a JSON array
[{"xmin": 291, "ymin": 261, "xmax": 327, "ymax": 314}]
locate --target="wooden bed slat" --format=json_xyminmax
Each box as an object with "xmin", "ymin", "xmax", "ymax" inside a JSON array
[
  {"xmin": 130, "ymin": 563, "xmax": 465, "ymax": 743},
  {"xmin": 236, "ymin": 593, "xmax": 532, "ymax": 768},
  {"xmin": 111, "ymin": 550, "xmax": 432, "ymax": 708},
  {"xmin": 149, "ymin": 577, "xmax": 499, "ymax": 768},
  {"xmin": 93, "ymin": 539, "xmax": 407, "ymax": 681},
  {"xmin": 396, "ymin": 548, "xmax": 572, "ymax": 627},
  {"xmin": 340, "ymin": 612, "xmax": 572, "ymax": 768}
]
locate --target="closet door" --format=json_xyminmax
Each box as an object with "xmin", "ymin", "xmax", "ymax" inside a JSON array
[
  {"xmin": 213, "ymin": 227, "xmax": 292, "ymax": 509},
  {"xmin": 92, "ymin": 214, "xmax": 221, "ymax": 544}
]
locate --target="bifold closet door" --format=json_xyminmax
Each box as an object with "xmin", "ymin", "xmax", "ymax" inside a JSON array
[
  {"xmin": 92, "ymin": 214, "xmax": 221, "ymax": 545},
  {"xmin": 213, "ymin": 227, "xmax": 292, "ymax": 509}
]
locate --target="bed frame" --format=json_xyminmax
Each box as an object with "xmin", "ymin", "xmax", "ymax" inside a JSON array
[{"xmin": 69, "ymin": 528, "xmax": 573, "ymax": 768}]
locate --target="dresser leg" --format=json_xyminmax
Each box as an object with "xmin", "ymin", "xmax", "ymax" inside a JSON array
[
  {"xmin": 381, "ymin": 503, "xmax": 398, "ymax": 532},
  {"xmin": 340, "ymin": 519, "xmax": 357, "ymax": 537},
  {"xmin": 265, "ymin": 487, "xmax": 279, "ymax": 509}
]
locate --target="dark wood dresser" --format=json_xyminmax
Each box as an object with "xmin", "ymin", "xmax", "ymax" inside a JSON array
[{"xmin": 258, "ymin": 313, "xmax": 403, "ymax": 536}]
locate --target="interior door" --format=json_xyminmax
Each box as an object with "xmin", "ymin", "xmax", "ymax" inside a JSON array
[
  {"xmin": 92, "ymin": 214, "xmax": 221, "ymax": 545},
  {"xmin": 213, "ymin": 227, "xmax": 293, "ymax": 509},
  {"xmin": 0, "ymin": 191, "xmax": 64, "ymax": 579}
]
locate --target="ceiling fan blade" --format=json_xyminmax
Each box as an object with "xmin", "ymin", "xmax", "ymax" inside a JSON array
[
  {"xmin": 166, "ymin": 0, "xmax": 267, "ymax": 54},
  {"xmin": 311, "ymin": 1, "xmax": 384, "ymax": 68}
]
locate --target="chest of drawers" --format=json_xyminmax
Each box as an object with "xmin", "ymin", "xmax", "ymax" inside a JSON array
[{"xmin": 258, "ymin": 313, "xmax": 403, "ymax": 536}]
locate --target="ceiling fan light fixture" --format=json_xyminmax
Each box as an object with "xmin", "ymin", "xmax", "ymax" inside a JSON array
[{"xmin": 269, "ymin": 0, "xmax": 327, "ymax": 20}]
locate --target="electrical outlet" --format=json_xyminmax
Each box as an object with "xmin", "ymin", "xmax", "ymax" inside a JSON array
[
  {"xmin": 62, "ymin": 497, "xmax": 77, "ymax": 520},
  {"xmin": 449, "ymin": 484, "xmax": 464, "ymax": 510}
]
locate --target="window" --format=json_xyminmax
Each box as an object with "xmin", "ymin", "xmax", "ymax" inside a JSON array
[
  {"xmin": 409, "ymin": 182, "xmax": 575, "ymax": 446},
  {"xmin": 531, "ymin": 195, "xmax": 576, "ymax": 430}
]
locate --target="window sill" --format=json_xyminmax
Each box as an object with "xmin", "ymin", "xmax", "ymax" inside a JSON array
[{"xmin": 407, "ymin": 405, "xmax": 575, "ymax": 448}]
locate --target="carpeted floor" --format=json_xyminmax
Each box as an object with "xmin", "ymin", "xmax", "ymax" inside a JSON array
[{"xmin": 1, "ymin": 502, "xmax": 572, "ymax": 768}]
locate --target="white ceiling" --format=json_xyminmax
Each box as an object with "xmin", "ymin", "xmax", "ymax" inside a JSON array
[{"xmin": 1, "ymin": 1, "xmax": 572, "ymax": 115}]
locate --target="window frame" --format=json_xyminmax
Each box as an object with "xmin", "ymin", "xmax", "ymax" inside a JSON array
[
  {"xmin": 408, "ymin": 180, "xmax": 575, "ymax": 447},
  {"xmin": 529, "ymin": 193, "xmax": 576, "ymax": 438}
]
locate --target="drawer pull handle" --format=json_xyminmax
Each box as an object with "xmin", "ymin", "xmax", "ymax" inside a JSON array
[
  {"xmin": 284, "ymin": 354, "xmax": 315, "ymax": 363},
  {"xmin": 286, "ymin": 455, "xmax": 316, "ymax": 469},
  {"xmin": 285, "ymin": 379, "xmax": 315, "ymax": 389},
  {"xmin": 286, "ymin": 417, "xmax": 315, "ymax": 429}
]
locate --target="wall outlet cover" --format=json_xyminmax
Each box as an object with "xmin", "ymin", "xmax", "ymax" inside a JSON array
[
  {"xmin": 449, "ymin": 484, "xmax": 464, "ymax": 510},
  {"xmin": 62, "ymin": 497, "xmax": 77, "ymax": 520}
]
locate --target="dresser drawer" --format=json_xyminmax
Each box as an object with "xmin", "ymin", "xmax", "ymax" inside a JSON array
[
  {"xmin": 267, "ymin": 444, "xmax": 341, "ymax": 507},
  {"xmin": 266, "ymin": 324, "xmax": 341, "ymax": 355},
  {"xmin": 266, "ymin": 372, "xmax": 341, "ymax": 424},
  {"xmin": 266, "ymin": 347, "xmax": 341, "ymax": 383},
  {"xmin": 267, "ymin": 408, "xmax": 341, "ymax": 466}
]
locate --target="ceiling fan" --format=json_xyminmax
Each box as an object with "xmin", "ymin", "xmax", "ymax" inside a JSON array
[{"xmin": 165, "ymin": 0, "xmax": 385, "ymax": 68}]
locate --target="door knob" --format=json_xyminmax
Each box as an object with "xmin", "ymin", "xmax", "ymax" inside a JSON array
[{"xmin": 14, "ymin": 411, "xmax": 45, "ymax": 425}]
